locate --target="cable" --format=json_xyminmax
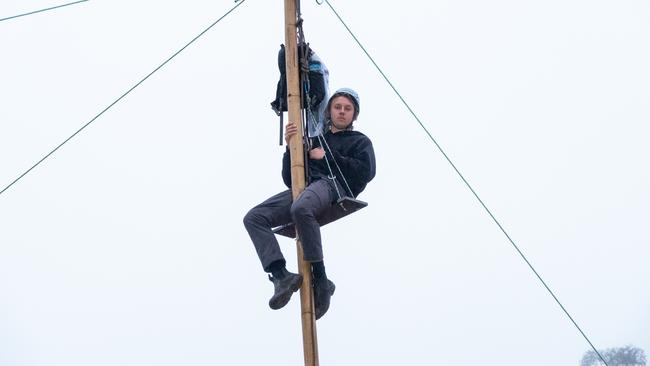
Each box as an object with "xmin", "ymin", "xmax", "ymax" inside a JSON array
[
  {"xmin": 0, "ymin": 0, "xmax": 89, "ymax": 23},
  {"xmin": 0, "ymin": 0, "xmax": 247, "ymax": 198},
  {"xmin": 318, "ymin": 1, "xmax": 609, "ymax": 365},
  {"xmin": 307, "ymin": 107, "xmax": 353, "ymax": 199}
]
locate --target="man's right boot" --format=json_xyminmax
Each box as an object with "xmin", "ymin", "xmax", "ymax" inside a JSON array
[{"xmin": 268, "ymin": 271, "xmax": 303, "ymax": 310}]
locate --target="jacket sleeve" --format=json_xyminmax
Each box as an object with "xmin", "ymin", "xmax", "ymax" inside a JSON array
[
  {"xmin": 282, "ymin": 148, "xmax": 292, "ymax": 188},
  {"xmin": 329, "ymin": 136, "xmax": 376, "ymax": 186}
]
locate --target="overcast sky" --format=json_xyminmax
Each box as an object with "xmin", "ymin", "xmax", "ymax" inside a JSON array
[{"xmin": 1, "ymin": 1, "xmax": 648, "ymax": 365}]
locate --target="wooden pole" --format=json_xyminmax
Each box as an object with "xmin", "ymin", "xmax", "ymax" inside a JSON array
[{"xmin": 283, "ymin": 1, "xmax": 319, "ymax": 365}]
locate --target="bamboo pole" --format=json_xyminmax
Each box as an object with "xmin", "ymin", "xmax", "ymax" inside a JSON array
[{"xmin": 283, "ymin": 0, "xmax": 319, "ymax": 365}]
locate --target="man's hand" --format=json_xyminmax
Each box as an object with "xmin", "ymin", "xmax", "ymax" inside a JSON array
[
  {"xmin": 285, "ymin": 122, "xmax": 298, "ymax": 146},
  {"xmin": 309, "ymin": 147, "xmax": 325, "ymax": 160},
  {"xmin": 285, "ymin": 122, "xmax": 325, "ymax": 160}
]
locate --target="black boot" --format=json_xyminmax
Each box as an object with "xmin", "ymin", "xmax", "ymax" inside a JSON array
[
  {"xmin": 268, "ymin": 269, "xmax": 303, "ymax": 310},
  {"xmin": 314, "ymin": 278, "xmax": 335, "ymax": 320}
]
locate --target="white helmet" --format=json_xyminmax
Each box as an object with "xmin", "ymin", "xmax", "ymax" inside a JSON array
[{"xmin": 326, "ymin": 87, "xmax": 360, "ymax": 121}]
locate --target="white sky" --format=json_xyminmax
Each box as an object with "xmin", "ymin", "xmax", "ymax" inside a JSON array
[{"xmin": 1, "ymin": 1, "xmax": 648, "ymax": 365}]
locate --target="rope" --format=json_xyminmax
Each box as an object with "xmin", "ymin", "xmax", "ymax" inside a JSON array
[
  {"xmin": 0, "ymin": 0, "xmax": 247, "ymax": 198},
  {"xmin": 296, "ymin": 12, "xmax": 354, "ymax": 199},
  {"xmin": 312, "ymin": 132, "xmax": 342, "ymax": 199},
  {"xmin": 300, "ymin": 44, "xmax": 354, "ymax": 199},
  {"xmin": 307, "ymin": 107, "xmax": 354, "ymax": 199},
  {"xmin": 0, "ymin": 0, "xmax": 89, "ymax": 23},
  {"xmin": 318, "ymin": 1, "xmax": 609, "ymax": 365}
]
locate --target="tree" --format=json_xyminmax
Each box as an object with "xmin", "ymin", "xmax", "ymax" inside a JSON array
[{"xmin": 580, "ymin": 345, "xmax": 647, "ymax": 366}]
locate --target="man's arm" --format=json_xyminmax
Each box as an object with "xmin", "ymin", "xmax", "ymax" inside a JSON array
[
  {"xmin": 328, "ymin": 137, "xmax": 376, "ymax": 185},
  {"xmin": 282, "ymin": 147, "xmax": 292, "ymax": 188}
]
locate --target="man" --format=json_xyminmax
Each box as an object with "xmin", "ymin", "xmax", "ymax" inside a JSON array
[{"xmin": 243, "ymin": 88, "xmax": 376, "ymax": 319}]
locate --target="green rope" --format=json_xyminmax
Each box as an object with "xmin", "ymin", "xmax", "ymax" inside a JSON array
[
  {"xmin": 319, "ymin": 1, "xmax": 609, "ymax": 365},
  {"xmin": 0, "ymin": 0, "xmax": 89, "ymax": 23},
  {"xmin": 0, "ymin": 0, "xmax": 247, "ymax": 197}
]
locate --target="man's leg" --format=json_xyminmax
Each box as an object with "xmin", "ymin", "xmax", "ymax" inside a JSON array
[
  {"xmin": 243, "ymin": 190, "xmax": 293, "ymax": 271},
  {"xmin": 290, "ymin": 179, "xmax": 337, "ymax": 319},
  {"xmin": 290, "ymin": 180, "xmax": 333, "ymax": 262},
  {"xmin": 243, "ymin": 190, "xmax": 302, "ymax": 309}
]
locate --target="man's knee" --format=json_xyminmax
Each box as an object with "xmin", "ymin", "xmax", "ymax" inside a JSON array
[
  {"xmin": 290, "ymin": 200, "xmax": 313, "ymax": 221},
  {"xmin": 243, "ymin": 208, "xmax": 266, "ymax": 229}
]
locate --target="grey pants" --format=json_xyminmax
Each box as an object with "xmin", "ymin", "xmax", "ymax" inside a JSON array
[{"xmin": 243, "ymin": 179, "xmax": 336, "ymax": 272}]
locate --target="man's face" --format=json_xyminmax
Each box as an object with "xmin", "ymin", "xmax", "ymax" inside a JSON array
[{"xmin": 330, "ymin": 96, "xmax": 355, "ymax": 131}]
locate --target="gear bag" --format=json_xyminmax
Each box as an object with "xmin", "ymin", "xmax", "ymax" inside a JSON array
[{"xmin": 271, "ymin": 44, "xmax": 329, "ymax": 138}]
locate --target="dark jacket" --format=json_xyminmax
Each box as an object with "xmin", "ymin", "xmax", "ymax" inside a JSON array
[{"xmin": 282, "ymin": 130, "xmax": 376, "ymax": 197}]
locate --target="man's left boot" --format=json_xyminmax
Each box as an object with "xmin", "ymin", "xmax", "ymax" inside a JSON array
[{"xmin": 314, "ymin": 278, "xmax": 335, "ymax": 320}]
